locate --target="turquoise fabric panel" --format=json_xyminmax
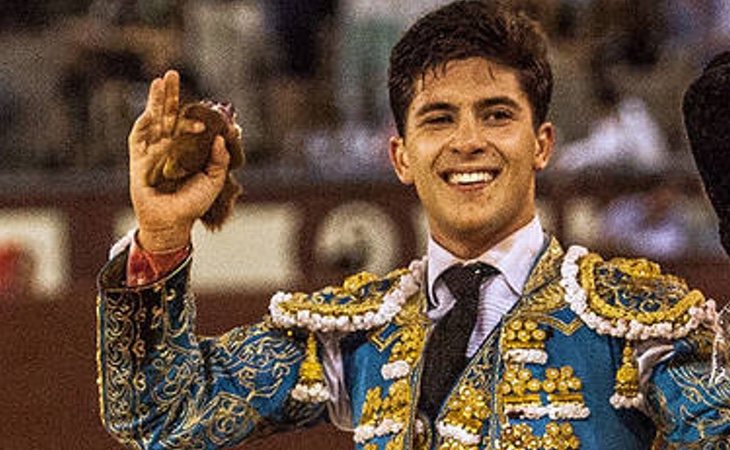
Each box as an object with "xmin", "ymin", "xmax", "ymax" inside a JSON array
[{"xmin": 97, "ymin": 252, "xmax": 323, "ymax": 449}]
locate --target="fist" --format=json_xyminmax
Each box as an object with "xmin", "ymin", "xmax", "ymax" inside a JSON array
[{"xmin": 148, "ymin": 100, "xmax": 246, "ymax": 230}]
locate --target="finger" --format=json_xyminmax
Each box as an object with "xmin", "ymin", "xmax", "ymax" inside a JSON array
[
  {"xmin": 146, "ymin": 77, "xmax": 165, "ymax": 140},
  {"xmin": 175, "ymin": 118, "xmax": 206, "ymax": 135},
  {"xmin": 206, "ymin": 136, "xmax": 231, "ymax": 179},
  {"xmin": 162, "ymin": 70, "xmax": 180, "ymax": 136},
  {"xmin": 128, "ymin": 111, "xmax": 155, "ymax": 155}
]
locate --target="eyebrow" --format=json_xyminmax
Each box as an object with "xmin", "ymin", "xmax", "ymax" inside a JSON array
[
  {"xmin": 413, "ymin": 101, "xmax": 458, "ymax": 119},
  {"xmin": 414, "ymin": 96, "xmax": 523, "ymax": 119},
  {"xmin": 475, "ymin": 96, "xmax": 522, "ymax": 112}
]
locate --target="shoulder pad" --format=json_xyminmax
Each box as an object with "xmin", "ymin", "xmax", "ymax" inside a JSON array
[
  {"xmin": 269, "ymin": 258, "xmax": 425, "ymax": 333},
  {"xmin": 560, "ymin": 246, "xmax": 711, "ymax": 341}
]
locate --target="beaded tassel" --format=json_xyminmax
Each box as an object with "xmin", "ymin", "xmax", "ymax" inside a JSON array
[{"xmin": 291, "ymin": 332, "xmax": 330, "ymax": 403}]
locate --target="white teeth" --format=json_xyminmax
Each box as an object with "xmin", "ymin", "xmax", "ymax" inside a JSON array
[{"xmin": 446, "ymin": 171, "xmax": 495, "ymax": 185}]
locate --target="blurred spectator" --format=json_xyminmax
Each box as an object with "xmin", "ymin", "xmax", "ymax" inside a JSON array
[
  {"xmin": 551, "ymin": 39, "xmax": 670, "ymax": 175},
  {"xmin": 336, "ymin": 0, "xmax": 449, "ymax": 127},
  {"xmin": 265, "ymin": 0, "xmax": 338, "ymax": 79},
  {"xmin": 600, "ymin": 183, "xmax": 691, "ymax": 260},
  {"xmin": 87, "ymin": 0, "xmax": 180, "ymax": 27},
  {"xmin": 61, "ymin": 50, "xmax": 148, "ymax": 167},
  {"xmin": 552, "ymin": 91, "xmax": 669, "ymax": 174},
  {"xmin": 0, "ymin": 0, "xmax": 91, "ymax": 29},
  {"xmin": 589, "ymin": 0, "xmax": 667, "ymax": 68},
  {"xmin": 665, "ymin": 0, "xmax": 730, "ymax": 65},
  {"xmin": 184, "ymin": 0, "xmax": 276, "ymax": 162}
]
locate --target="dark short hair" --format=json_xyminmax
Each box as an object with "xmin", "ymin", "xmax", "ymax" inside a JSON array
[{"xmin": 388, "ymin": 0, "xmax": 553, "ymax": 136}]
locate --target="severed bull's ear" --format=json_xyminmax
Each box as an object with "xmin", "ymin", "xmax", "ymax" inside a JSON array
[
  {"xmin": 148, "ymin": 100, "xmax": 245, "ymax": 231},
  {"xmin": 683, "ymin": 51, "xmax": 730, "ymax": 254}
]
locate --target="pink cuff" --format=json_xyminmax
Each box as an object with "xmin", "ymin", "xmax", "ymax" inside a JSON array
[{"xmin": 126, "ymin": 237, "xmax": 190, "ymax": 287}]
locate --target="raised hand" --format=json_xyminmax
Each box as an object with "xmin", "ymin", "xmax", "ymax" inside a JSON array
[{"xmin": 128, "ymin": 70, "xmax": 231, "ymax": 252}]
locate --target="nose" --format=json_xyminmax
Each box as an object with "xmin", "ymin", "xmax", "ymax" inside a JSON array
[{"xmin": 449, "ymin": 116, "xmax": 485, "ymax": 155}]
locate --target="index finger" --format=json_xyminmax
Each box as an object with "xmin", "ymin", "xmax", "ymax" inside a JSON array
[
  {"xmin": 144, "ymin": 77, "xmax": 164, "ymax": 140},
  {"xmin": 162, "ymin": 70, "xmax": 180, "ymax": 136}
]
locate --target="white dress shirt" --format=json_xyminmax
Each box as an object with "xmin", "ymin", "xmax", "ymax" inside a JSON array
[{"xmin": 427, "ymin": 217, "xmax": 545, "ymax": 357}]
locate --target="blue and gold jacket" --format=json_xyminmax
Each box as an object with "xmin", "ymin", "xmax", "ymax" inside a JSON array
[{"xmin": 97, "ymin": 238, "xmax": 730, "ymax": 449}]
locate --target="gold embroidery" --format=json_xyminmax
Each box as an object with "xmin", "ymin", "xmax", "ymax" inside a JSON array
[
  {"xmin": 369, "ymin": 328, "xmax": 404, "ymax": 352},
  {"xmin": 578, "ymin": 253, "xmax": 704, "ymax": 325},
  {"xmin": 388, "ymin": 326, "xmax": 427, "ymax": 368},
  {"xmin": 499, "ymin": 365, "xmax": 542, "ymax": 409},
  {"xmin": 499, "ymin": 423, "xmax": 541, "ymax": 449},
  {"xmin": 522, "ymin": 281, "xmax": 567, "ymax": 314},
  {"xmin": 361, "ymin": 386, "xmax": 383, "ymax": 427},
  {"xmin": 523, "ymin": 238, "xmax": 564, "ymax": 295},
  {"xmin": 544, "ymin": 366, "xmax": 584, "ymax": 405},
  {"xmin": 498, "ymin": 422, "xmax": 581, "ymax": 449},
  {"xmin": 614, "ymin": 344, "xmax": 640, "ymax": 400},
  {"xmin": 278, "ymin": 270, "xmax": 402, "ymax": 318},
  {"xmin": 497, "ymin": 362, "xmax": 589, "ymax": 421},
  {"xmin": 357, "ymin": 379, "xmax": 412, "ymax": 445},
  {"xmin": 542, "ymin": 422, "xmax": 581, "ymax": 449},
  {"xmin": 385, "ymin": 433, "xmax": 405, "ymax": 450},
  {"xmin": 517, "ymin": 313, "xmax": 583, "ymax": 337},
  {"xmin": 444, "ymin": 383, "xmax": 491, "ymax": 432},
  {"xmin": 502, "ymin": 318, "xmax": 549, "ymax": 364},
  {"xmin": 99, "ymin": 277, "xmax": 308, "ymax": 448}
]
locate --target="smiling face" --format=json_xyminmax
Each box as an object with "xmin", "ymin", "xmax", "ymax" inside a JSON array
[{"xmin": 389, "ymin": 57, "xmax": 554, "ymax": 258}]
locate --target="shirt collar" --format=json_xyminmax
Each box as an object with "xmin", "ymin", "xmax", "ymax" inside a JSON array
[{"xmin": 427, "ymin": 217, "xmax": 545, "ymax": 299}]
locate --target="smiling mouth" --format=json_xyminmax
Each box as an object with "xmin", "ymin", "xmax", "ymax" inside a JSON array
[{"xmin": 442, "ymin": 170, "xmax": 499, "ymax": 186}]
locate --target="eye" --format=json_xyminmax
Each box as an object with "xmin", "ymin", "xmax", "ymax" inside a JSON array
[
  {"xmin": 421, "ymin": 114, "xmax": 453, "ymax": 126},
  {"xmin": 484, "ymin": 109, "xmax": 514, "ymax": 124}
]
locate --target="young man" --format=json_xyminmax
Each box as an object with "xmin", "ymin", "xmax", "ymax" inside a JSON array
[{"xmin": 97, "ymin": 2, "xmax": 728, "ymax": 449}]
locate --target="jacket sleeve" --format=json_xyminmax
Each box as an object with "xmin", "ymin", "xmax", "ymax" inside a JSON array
[
  {"xmin": 644, "ymin": 327, "xmax": 730, "ymax": 447},
  {"xmin": 96, "ymin": 248, "xmax": 325, "ymax": 449}
]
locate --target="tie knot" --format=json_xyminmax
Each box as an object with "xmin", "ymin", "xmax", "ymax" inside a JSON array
[{"xmin": 440, "ymin": 262, "xmax": 496, "ymax": 304}]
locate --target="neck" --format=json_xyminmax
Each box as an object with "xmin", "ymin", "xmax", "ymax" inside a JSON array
[{"xmin": 432, "ymin": 216, "xmax": 535, "ymax": 260}]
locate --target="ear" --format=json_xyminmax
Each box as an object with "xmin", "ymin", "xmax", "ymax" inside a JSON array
[
  {"xmin": 533, "ymin": 122, "xmax": 555, "ymax": 171},
  {"xmin": 389, "ymin": 136, "xmax": 414, "ymax": 184}
]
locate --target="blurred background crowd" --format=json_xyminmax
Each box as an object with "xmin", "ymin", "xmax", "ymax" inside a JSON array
[
  {"xmin": 2, "ymin": 1, "xmax": 730, "ymax": 448},
  {"xmin": 1, "ymin": 0, "xmax": 730, "ymax": 299},
  {"xmin": 1, "ymin": 0, "xmax": 728, "ymax": 167}
]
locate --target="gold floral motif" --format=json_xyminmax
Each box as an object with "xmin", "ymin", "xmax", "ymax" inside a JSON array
[
  {"xmin": 542, "ymin": 422, "xmax": 581, "ymax": 450},
  {"xmin": 442, "ymin": 383, "xmax": 491, "ymax": 435},
  {"xmin": 614, "ymin": 344, "xmax": 640, "ymax": 400},
  {"xmin": 504, "ymin": 319, "xmax": 548, "ymax": 351},
  {"xmin": 361, "ymin": 386, "xmax": 383, "ymax": 426},
  {"xmin": 499, "ymin": 365, "xmax": 542, "ymax": 407},
  {"xmin": 499, "ymin": 423, "xmax": 541, "ymax": 449},
  {"xmin": 498, "ymin": 422, "xmax": 580, "ymax": 450},
  {"xmin": 578, "ymin": 253, "xmax": 704, "ymax": 325},
  {"xmin": 522, "ymin": 238, "xmax": 565, "ymax": 295},
  {"xmin": 278, "ymin": 270, "xmax": 401, "ymax": 318},
  {"xmin": 357, "ymin": 379, "xmax": 412, "ymax": 446},
  {"xmin": 544, "ymin": 366, "xmax": 584, "ymax": 405},
  {"xmin": 388, "ymin": 326, "xmax": 427, "ymax": 367},
  {"xmin": 383, "ymin": 379, "xmax": 411, "ymax": 423},
  {"xmin": 385, "ymin": 433, "xmax": 405, "ymax": 450}
]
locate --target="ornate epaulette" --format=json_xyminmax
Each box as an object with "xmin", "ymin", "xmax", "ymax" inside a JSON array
[
  {"xmin": 560, "ymin": 246, "xmax": 718, "ymax": 409},
  {"xmin": 268, "ymin": 258, "xmax": 426, "ymax": 403}
]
